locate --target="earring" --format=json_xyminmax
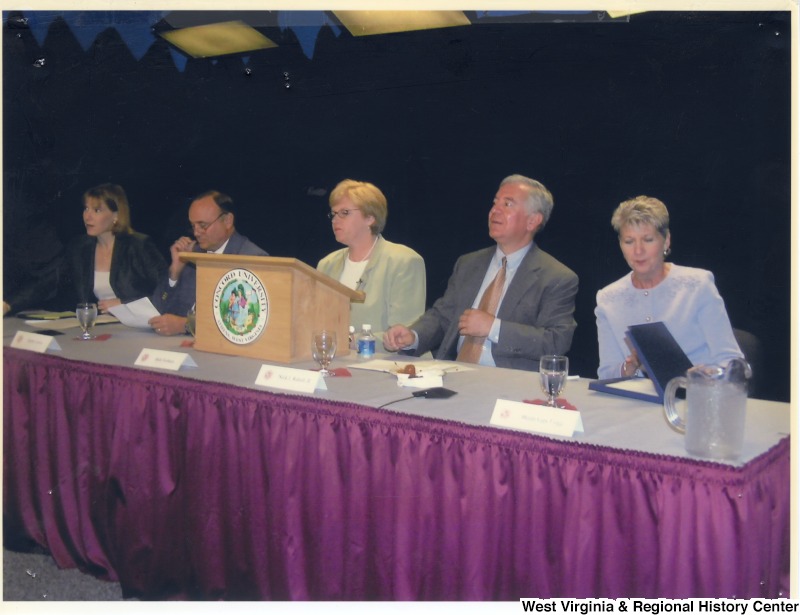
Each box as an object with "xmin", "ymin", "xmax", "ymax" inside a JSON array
[{"xmin": 663, "ymin": 247, "xmax": 671, "ymax": 257}]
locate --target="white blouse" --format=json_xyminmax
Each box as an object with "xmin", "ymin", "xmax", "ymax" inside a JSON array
[{"xmin": 93, "ymin": 271, "xmax": 117, "ymax": 301}]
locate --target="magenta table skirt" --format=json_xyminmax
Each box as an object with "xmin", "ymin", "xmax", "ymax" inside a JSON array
[{"xmin": 3, "ymin": 348, "xmax": 790, "ymax": 600}]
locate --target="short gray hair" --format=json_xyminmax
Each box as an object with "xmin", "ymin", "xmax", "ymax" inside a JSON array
[
  {"xmin": 611, "ymin": 195, "xmax": 670, "ymax": 238},
  {"xmin": 500, "ymin": 174, "xmax": 554, "ymax": 229}
]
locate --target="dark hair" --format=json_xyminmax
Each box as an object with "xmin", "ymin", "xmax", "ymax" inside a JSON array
[{"xmin": 192, "ymin": 190, "xmax": 235, "ymax": 216}]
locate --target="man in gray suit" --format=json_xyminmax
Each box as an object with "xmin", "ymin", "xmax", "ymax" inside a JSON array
[
  {"xmin": 149, "ymin": 190, "xmax": 268, "ymax": 336},
  {"xmin": 383, "ymin": 175, "xmax": 578, "ymax": 371}
]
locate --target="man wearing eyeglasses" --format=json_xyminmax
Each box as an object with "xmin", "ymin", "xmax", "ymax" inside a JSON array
[{"xmin": 149, "ymin": 190, "xmax": 268, "ymax": 335}]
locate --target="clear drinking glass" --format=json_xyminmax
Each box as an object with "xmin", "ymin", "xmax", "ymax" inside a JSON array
[
  {"xmin": 539, "ymin": 355, "xmax": 569, "ymax": 407},
  {"xmin": 312, "ymin": 330, "xmax": 337, "ymax": 377},
  {"xmin": 75, "ymin": 302, "xmax": 98, "ymax": 340},
  {"xmin": 186, "ymin": 303, "xmax": 197, "ymax": 337}
]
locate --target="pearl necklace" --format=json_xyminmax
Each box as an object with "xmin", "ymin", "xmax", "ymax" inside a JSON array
[{"xmin": 349, "ymin": 234, "xmax": 379, "ymax": 263}]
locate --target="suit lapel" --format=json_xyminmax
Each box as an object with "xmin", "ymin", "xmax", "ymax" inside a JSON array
[
  {"xmin": 360, "ymin": 236, "xmax": 385, "ymax": 282},
  {"xmin": 497, "ymin": 245, "xmax": 541, "ymax": 319},
  {"xmin": 460, "ymin": 249, "xmax": 494, "ymax": 304},
  {"xmin": 324, "ymin": 248, "xmax": 348, "ymax": 279},
  {"xmin": 439, "ymin": 248, "xmax": 494, "ymax": 359},
  {"xmin": 223, "ymin": 232, "xmax": 243, "ymax": 254},
  {"xmin": 80, "ymin": 238, "xmax": 96, "ymax": 301}
]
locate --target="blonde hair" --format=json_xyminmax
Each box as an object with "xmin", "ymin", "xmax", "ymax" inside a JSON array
[
  {"xmin": 329, "ymin": 179, "xmax": 388, "ymax": 235},
  {"xmin": 611, "ymin": 195, "xmax": 670, "ymax": 238}
]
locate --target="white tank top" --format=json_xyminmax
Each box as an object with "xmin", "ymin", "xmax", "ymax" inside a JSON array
[
  {"xmin": 93, "ymin": 271, "xmax": 117, "ymax": 301},
  {"xmin": 339, "ymin": 258, "xmax": 368, "ymax": 290}
]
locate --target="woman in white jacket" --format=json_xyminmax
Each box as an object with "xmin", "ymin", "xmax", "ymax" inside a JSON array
[{"xmin": 595, "ymin": 195, "xmax": 743, "ymax": 380}]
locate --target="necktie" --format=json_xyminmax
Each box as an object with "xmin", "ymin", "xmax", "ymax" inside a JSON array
[{"xmin": 457, "ymin": 257, "xmax": 507, "ymax": 363}]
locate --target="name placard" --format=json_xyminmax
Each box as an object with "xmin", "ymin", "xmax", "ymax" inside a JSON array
[
  {"xmin": 255, "ymin": 365, "xmax": 327, "ymax": 393},
  {"xmin": 11, "ymin": 331, "xmax": 62, "ymax": 353},
  {"xmin": 490, "ymin": 399, "xmax": 584, "ymax": 437},
  {"xmin": 134, "ymin": 348, "xmax": 198, "ymax": 371},
  {"xmin": 396, "ymin": 373, "xmax": 444, "ymax": 389}
]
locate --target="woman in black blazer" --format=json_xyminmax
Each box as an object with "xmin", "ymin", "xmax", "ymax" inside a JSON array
[{"xmin": 67, "ymin": 183, "xmax": 166, "ymax": 312}]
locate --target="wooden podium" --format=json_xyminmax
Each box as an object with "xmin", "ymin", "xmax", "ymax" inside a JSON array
[{"xmin": 180, "ymin": 253, "xmax": 364, "ymax": 363}]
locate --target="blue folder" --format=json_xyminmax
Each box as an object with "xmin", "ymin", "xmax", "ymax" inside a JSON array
[{"xmin": 588, "ymin": 321, "xmax": 693, "ymax": 404}]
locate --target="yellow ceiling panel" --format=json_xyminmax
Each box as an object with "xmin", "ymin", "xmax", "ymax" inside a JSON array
[
  {"xmin": 334, "ymin": 10, "xmax": 470, "ymax": 37},
  {"xmin": 160, "ymin": 20, "xmax": 277, "ymax": 58}
]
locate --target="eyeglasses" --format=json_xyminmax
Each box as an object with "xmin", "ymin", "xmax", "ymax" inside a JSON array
[
  {"xmin": 189, "ymin": 211, "xmax": 227, "ymax": 233},
  {"xmin": 327, "ymin": 208, "xmax": 360, "ymax": 220}
]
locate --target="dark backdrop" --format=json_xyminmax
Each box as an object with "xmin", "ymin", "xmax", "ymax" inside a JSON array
[{"xmin": 3, "ymin": 11, "xmax": 791, "ymax": 400}]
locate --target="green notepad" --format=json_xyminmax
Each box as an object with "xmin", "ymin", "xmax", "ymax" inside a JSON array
[{"xmin": 17, "ymin": 310, "xmax": 76, "ymax": 320}]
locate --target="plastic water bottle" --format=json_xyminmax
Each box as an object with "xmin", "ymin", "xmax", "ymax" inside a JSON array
[
  {"xmin": 357, "ymin": 324, "xmax": 376, "ymax": 360},
  {"xmin": 348, "ymin": 325, "xmax": 356, "ymax": 351}
]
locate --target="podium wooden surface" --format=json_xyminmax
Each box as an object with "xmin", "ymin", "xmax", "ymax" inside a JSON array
[{"xmin": 180, "ymin": 253, "xmax": 364, "ymax": 363}]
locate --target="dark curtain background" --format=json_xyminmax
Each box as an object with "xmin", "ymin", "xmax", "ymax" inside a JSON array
[{"xmin": 3, "ymin": 11, "xmax": 791, "ymax": 400}]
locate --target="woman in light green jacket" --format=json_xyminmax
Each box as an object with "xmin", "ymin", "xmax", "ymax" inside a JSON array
[{"xmin": 317, "ymin": 179, "xmax": 426, "ymax": 350}]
